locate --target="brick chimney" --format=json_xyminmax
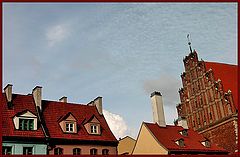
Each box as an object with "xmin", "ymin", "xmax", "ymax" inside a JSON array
[
  {"xmin": 32, "ymin": 86, "xmax": 42, "ymax": 111},
  {"xmin": 59, "ymin": 96, "xmax": 67, "ymax": 103},
  {"xmin": 93, "ymin": 96, "xmax": 103, "ymax": 115},
  {"xmin": 150, "ymin": 91, "xmax": 166, "ymax": 127},
  {"xmin": 4, "ymin": 84, "xmax": 13, "ymax": 102}
]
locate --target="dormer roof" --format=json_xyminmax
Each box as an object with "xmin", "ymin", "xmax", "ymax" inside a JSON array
[{"xmin": 57, "ymin": 112, "xmax": 77, "ymax": 122}]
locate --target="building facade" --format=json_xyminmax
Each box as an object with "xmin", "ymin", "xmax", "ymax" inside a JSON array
[
  {"xmin": 2, "ymin": 85, "xmax": 47, "ymax": 155},
  {"xmin": 2, "ymin": 84, "xmax": 118, "ymax": 155},
  {"xmin": 132, "ymin": 92, "xmax": 228, "ymax": 155},
  {"xmin": 118, "ymin": 136, "xmax": 136, "ymax": 155},
  {"xmin": 176, "ymin": 50, "xmax": 238, "ymax": 153},
  {"xmin": 43, "ymin": 96, "xmax": 118, "ymax": 155}
]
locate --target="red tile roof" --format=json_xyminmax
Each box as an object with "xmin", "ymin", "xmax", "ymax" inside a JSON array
[
  {"xmin": 144, "ymin": 122, "xmax": 228, "ymax": 153},
  {"xmin": 2, "ymin": 93, "xmax": 45, "ymax": 138},
  {"xmin": 3, "ymin": 93, "xmax": 117, "ymax": 143},
  {"xmin": 205, "ymin": 62, "xmax": 238, "ymax": 107},
  {"xmin": 42, "ymin": 100, "xmax": 117, "ymax": 142}
]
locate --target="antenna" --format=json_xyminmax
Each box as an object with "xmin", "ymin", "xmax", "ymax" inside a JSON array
[{"xmin": 187, "ymin": 34, "xmax": 193, "ymax": 53}]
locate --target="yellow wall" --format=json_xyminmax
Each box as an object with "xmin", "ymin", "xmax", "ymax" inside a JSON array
[
  {"xmin": 118, "ymin": 136, "xmax": 136, "ymax": 155},
  {"xmin": 132, "ymin": 123, "xmax": 168, "ymax": 155}
]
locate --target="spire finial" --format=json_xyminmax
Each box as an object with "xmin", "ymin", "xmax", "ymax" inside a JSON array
[{"xmin": 187, "ymin": 34, "xmax": 192, "ymax": 53}]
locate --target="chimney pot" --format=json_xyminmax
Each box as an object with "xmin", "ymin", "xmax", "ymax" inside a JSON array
[
  {"xmin": 150, "ymin": 91, "xmax": 162, "ymax": 97},
  {"xmin": 32, "ymin": 86, "xmax": 42, "ymax": 111},
  {"xmin": 4, "ymin": 84, "xmax": 13, "ymax": 102},
  {"xmin": 150, "ymin": 91, "xmax": 166, "ymax": 127},
  {"xmin": 59, "ymin": 96, "xmax": 67, "ymax": 103}
]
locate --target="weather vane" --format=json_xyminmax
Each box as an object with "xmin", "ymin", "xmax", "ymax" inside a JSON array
[{"xmin": 187, "ymin": 34, "xmax": 193, "ymax": 53}]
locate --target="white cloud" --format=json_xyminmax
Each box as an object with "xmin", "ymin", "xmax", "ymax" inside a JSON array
[
  {"xmin": 103, "ymin": 110, "xmax": 128, "ymax": 139},
  {"xmin": 46, "ymin": 24, "xmax": 70, "ymax": 47}
]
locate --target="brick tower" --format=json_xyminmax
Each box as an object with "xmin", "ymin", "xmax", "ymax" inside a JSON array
[{"xmin": 176, "ymin": 49, "xmax": 238, "ymax": 153}]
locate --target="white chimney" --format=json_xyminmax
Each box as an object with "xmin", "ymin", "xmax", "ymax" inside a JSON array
[
  {"xmin": 150, "ymin": 91, "xmax": 166, "ymax": 127},
  {"xmin": 59, "ymin": 96, "xmax": 67, "ymax": 103},
  {"xmin": 93, "ymin": 96, "xmax": 103, "ymax": 115},
  {"xmin": 32, "ymin": 86, "xmax": 42, "ymax": 111},
  {"xmin": 177, "ymin": 117, "xmax": 188, "ymax": 129},
  {"xmin": 4, "ymin": 84, "xmax": 13, "ymax": 102}
]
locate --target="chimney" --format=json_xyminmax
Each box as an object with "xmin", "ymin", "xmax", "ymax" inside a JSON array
[
  {"xmin": 4, "ymin": 84, "xmax": 13, "ymax": 102},
  {"xmin": 59, "ymin": 96, "xmax": 67, "ymax": 103},
  {"xmin": 93, "ymin": 96, "xmax": 103, "ymax": 115},
  {"xmin": 32, "ymin": 86, "xmax": 42, "ymax": 111},
  {"xmin": 177, "ymin": 117, "xmax": 188, "ymax": 129},
  {"xmin": 150, "ymin": 91, "xmax": 166, "ymax": 127}
]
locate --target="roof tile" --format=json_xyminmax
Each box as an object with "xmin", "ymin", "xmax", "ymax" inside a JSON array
[{"xmin": 144, "ymin": 122, "xmax": 228, "ymax": 152}]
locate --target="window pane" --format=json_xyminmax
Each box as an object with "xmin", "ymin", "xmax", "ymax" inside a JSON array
[
  {"xmin": 23, "ymin": 147, "xmax": 33, "ymax": 155},
  {"xmin": 54, "ymin": 148, "xmax": 63, "ymax": 155},
  {"xmin": 19, "ymin": 119, "xmax": 34, "ymax": 130},
  {"xmin": 66, "ymin": 124, "xmax": 69, "ymax": 131},
  {"xmin": 102, "ymin": 149, "xmax": 109, "ymax": 155},
  {"xmin": 27, "ymin": 120, "xmax": 30, "ymax": 130},
  {"xmin": 91, "ymin": 125, "xmax": 97, "ymax": 133},
  {"xmin": 19, "ymin": 119, "xmax": 24, "ymax": 130},
  {"xmin": 73, "ymin": 148, "xmax": 81, "ymax": 155},
  {"xmin": 2, "ymin": 146, "xmax": 12, "ymax": 155},
  {"xmin": 179, "ymin": 140, "xmax": 184, "ymax": 147},
  {"xmin": 29, "ymin": 119, "xmax": 34, "ymax": 130},
  {"xmin": 90, "ymin": 149, "xmax": 97, "ymax": 155},
  {"xmin": 24, "ymin": 120, "xmax": 28, "ymax": 130}
]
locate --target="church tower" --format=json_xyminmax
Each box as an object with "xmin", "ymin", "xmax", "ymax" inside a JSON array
[{"xmin": 176, "ymin": 37, "xmax": 238, "ymax": 153}]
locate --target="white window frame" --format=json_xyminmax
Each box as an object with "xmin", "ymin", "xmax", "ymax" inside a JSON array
[
  {"xmin": 90, "ymin": 125, "xmax": 98, "ymax": 134},
  {"xmin": 13, "ymin": 111, "xmax": 37, "ymax": 130},
  {"xmin": 66, "ymin": 122, "xmax": 74, "ymax": 132}
]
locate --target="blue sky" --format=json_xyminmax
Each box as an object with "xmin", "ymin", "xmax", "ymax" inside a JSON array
[{"xmin": 3, "ymin": 3, "xmax": 237, "ymax": 138}]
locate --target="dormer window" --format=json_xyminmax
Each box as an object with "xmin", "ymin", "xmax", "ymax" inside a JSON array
[
  {"xmin": 84, "ymin": 115, "xmax": 101, "ymax": 135},
  {"xmin": 179, "ymin": 129, "xmax": 188, "ymax": 136},
  {"xmin": 13, "ymin": 110, "xmax": 37, "ymax": 131},
  {"xmin": 201, "ymin": 140, "xmax": 211, "ymax": 148},
  {"xmin": 66, "ymin": 122, "xmax": 74, "ymax": 132},
  {"xmin": 59, "ymin": 112, "xmax": 77, "ymax": 134},
  {"xmin": 175, "ymin": 139, "xmax": 185, "ymax": 147},
  {"xmin": 205, "ymin": 141, "xmax": 211, "ymax": 147},
  {"xmin": 19, "ymin": 119, "xmax": 34, "ymax": 130}
]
